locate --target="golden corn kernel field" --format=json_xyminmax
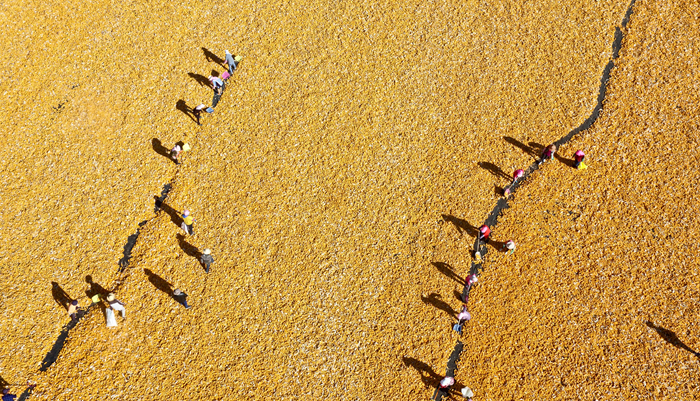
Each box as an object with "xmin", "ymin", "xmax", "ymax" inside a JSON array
[
  {"xmin": 455, "ymin": 1, "xmax": 700, "ymax": 399},
  {"xmin": 0, "ymin": 0, "xmax": 695, "ymax": 399}
]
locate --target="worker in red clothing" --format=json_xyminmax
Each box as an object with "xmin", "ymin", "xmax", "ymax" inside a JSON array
[{"xmin": 478, "ymin": 225, "xmax": 491, "ymax": 244}]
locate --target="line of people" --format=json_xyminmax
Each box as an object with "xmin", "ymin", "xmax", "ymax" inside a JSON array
[
  {"xmin": 438, "ymin": 145, "xmax": 588, "ymax": 400},
  {"xmin": 98, "ymin": 49, "xmax": 238, "ymax": 326}
]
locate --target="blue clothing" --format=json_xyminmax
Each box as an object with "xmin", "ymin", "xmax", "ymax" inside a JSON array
[
  {"xmin": 225, "ymin": 51, "xmax": 238, "ymax": 74},
  {"xmin": 3, "ymin": 393, "xmax": 17, "ymax": 401},
  {"xmin": 210, "ymin": 77, "xmax": 224, "ymax": 88}
]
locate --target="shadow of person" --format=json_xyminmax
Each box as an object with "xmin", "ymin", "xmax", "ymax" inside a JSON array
[
  {"xmin": 494, "ymin": 184, "xmax": 505, "ymax": 197},
  {"xmin": 402, "ymin": 357, "xmax": 442, "ymax": 389},
  {"xmin": 143, "ymin": 269, "xmax": 174, "ymax": 298},
  {"xmin": 431, "ymin": 262, "xmax": 465, "ymax": 286},
  {"xmin": 646, "ymin": 321, "xmax": 700, "ymax": 358},
  {"xmin": 51, "ymin": 282, "xmax": 72, "ymax": 310},
  {"xmin": 488, "ymin": 239, "xmax": 509, "ymax": 252},
  {"xmin": 421, "ymin": 293, "xmax": 457, "ymax": 319},
  {"xmin": 84, "ymin": 275, "xmax": 109, "ymax": 300},
  {"xmin": 453, "ymin": 289, "xmax": 464, "ymax": 302},
  {"xmin": 201, "ymin": 47, "xmax": 225, "ymax": 67},
  {"xmin": 441, "ymin": 214, "xmax": 478, "ymax": 238},
  {"xmin": 175, "ymin": 100, "xmax": 197, "ymax": 124},
  {"xmin": 554, "ymin": 153, "xmax": 575, "ymax": 168},
  {"xmin": 155, "ymin": 197, "xmax": 183, "ymax": 227},
  {"xmin": 503, "ymin": 136, "xmax": 538, "ymax": 158},
  {"xmin": 177, "ymin": 233, "xmax": 201, "ymax": 261},
  {"xmin": 477, "ymin": 161, "xmax": 511, "ymax": 180},
  {"xmin": 188, "ymin": 72, "xmax": 210, "ymax": 87},
  {"xmin": 151, "ymin": 138, "xmax": 173, "ymax": 160},
  {"xmin": 528, "ymin": 142, "xmax": 546, "ymax": 159}
]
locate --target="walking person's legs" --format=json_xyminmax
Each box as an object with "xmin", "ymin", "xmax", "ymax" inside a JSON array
[{"xmin": 113, "ymin": 303, "xmax": 126, "ymax": 318}]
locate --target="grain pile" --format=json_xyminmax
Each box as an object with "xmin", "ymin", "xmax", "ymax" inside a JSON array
[
  {"xmin": 0, "ymin": 0, "xmax": 631, "ymax": 398},
  {"xmin": 455, "ymin": 1, "xmax": 700, "ymax": 399}
]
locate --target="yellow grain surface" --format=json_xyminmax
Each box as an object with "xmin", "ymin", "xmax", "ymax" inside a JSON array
[
  {"xmin": 456, "ymin": 1, "xmax": 700, "ymax": 399},
  {"xmin": 0, "ymin": 0, "xmax": 632, "ymax": 399}
]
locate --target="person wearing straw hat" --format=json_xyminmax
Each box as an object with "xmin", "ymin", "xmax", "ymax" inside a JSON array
[
  {"xmin": 200, "ymin": 249, "xmax": 214, "ymax": 273},
  {"xmin": 461, "ymin": 386, "xmax": 474, "ymax": 400},
  {"xmin": 106, "ymin": 293, "xmax": 126, "ymax": 319},
  {"xmin": 504, "ymin": 240, "xmax": 516, "ymax": 255},
  {"xmin": 173, "ymin": 289, "xmax": 191, "ymax": 309}
]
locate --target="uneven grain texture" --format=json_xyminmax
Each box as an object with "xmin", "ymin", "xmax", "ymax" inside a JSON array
[
  {"xmin": 455, "ymin": 1, "xmax": 700, "ymax": 399},
  {"xmin": 0, "ymin": 0, "xmax": 630, "ymax": 399}
]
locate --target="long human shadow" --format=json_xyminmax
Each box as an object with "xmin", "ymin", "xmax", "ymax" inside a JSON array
[
  {"xmin": 51, "ymin": 282, "xmax": 72, "ymax": 311},
  {"xmin": 154, "ymin": 197, "xmax": 183, "ymax": 228},
  {"xmin": 478, "ymin": 161, "xmax": 511, "ymax": 180},
  {"xmin": 151, "ymin": 138, "xmax": 172, "ymax": 160},
  {"xmin": 85, "ymin": 275, "xmax": 109, "ymax": 300},
  {"xmin": 175, "ymin": 100, "xmax": 198, "ymax": 124},
  {"xmin": 118, "ymin": 220, "xmax": 148, "ymax": 271},
  {"xmin": 433, "ymin": 1, "xmax": 639, "ymax": 399},
  {"xmin": 40, "ymin": 304, "xmax": 92, "ymax": 371},
  {"xmin": 421, "ymin": 293, "xmax": 457, "ymax": 319},
  {"xmin": 431, "ymin": 262, "xmax": 465, "ymax": 286},
  {"xmin": 188, "ymin": 72, "xmax": 210, "ymax": 87},
  {"xmin": 554, "ymin": 152, "xmax": 575, "ymax": 168},
  {"xmin": 402, "ymin": 357, "xmax": 442, "ymax": 389},
  {"xmin": 201, "ymin": 47, "xmax": 225, "ymax": 67},
  {"xmin": 177, "ymin": 233, "xmax": 202, "ymax": 266},
  {"xmin": 503, "ymin": 136, "xmax": 539, "ymax": 158},
  {"xmin": 144, "ymin": 269, "xmax": 176, "ymax": 301},
  {"xmin": 646, "ymin": 321, "xmax": 700, "ymax": 358},
  {"xmin": 441, "ymin": 215, "xmax": 479, "ymax": 238}
]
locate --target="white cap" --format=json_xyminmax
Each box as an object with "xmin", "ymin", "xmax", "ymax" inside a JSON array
[{"xmin": 461, "ymin": 387, "xmax": 474, "ymax": 398}]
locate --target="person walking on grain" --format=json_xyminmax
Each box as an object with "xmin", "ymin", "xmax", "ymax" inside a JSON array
[
  {"xmin": 224, "ymin": 50, "xmax": 242, "ymax": 74},
  {"xmin": 539, "ymin": 144, "xmax": 557, "ymax": 164},
  {"xmin": 201, "ymin": 249, "xmax": 214, "ymax": 273},
  {"xmin": 67, "ymin": 300, "xmax": 79, "ymax": 320},
  {"xmin": 505, "ymin": 168, "xmax": 525, "ymax": 196},
  {"xmin": 439, "ymin": 376, "xmax": 455, "ymax": 395},
  {"xmin": 504, "ymin": 240, "xmax": 516, "ymax": 255},
  {"xmin": 193, "ymin": 104, "xmax": 214, "ymax": 125},
  {"xmin": 171, "ymin": 144, "xmax": 182, "ymax": 164},
  {"xmin": 107, "ymin": 293, "xmax": 126, "ymax": 319},
  {"xmin": 574, "ymin": 150, "xmax": 587, "ymax": 169},
  {"xmin": 209, "ymin": 76, "xmax": 224, "ymax": 94},
  {"xmin": 181, "ymin": 210, "xmax": 194, "ymax": 236},
  {"xmin": 173, "ymin": 289, "xmax": 191, "ymax": 309},
  {"xmin": 478, "ymin": 225, "xmax": 491, "ymax": 244}
]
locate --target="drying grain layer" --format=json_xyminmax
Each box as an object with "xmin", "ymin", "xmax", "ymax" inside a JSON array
[
  {"xmin": 455, "ymin": 1, "xmax": 700, "ymax": 399},
  {"xmin": 0, "ymin": 0, "xmax": 630, "ymax": 398}
]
